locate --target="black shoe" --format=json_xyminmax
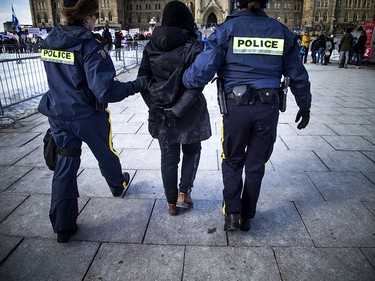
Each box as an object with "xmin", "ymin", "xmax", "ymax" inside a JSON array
[
  {"xmin": 57, "ymin": 225, "xmax": 78, "ymax": 243},
  {"xmin": 111, "ymin": 172, "xmax": 130, "ymax": 197},
  {"xmin": 240, "ymin": 217, "xmax": 251, "ymax": 231},
  {"xmin": 224, "ymin": 213, "xmax": 240, "ymax": 231}
]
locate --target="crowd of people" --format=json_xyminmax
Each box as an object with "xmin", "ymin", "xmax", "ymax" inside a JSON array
[
  {"xmin": 296, "ymin": 29, "xmax": 367, "ymax": 68},
  {"xmin": 0, "ymin": 33, "xmax": 44, "ymax": 54}
]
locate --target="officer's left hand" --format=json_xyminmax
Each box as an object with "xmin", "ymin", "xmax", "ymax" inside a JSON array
[
  {"xmin": 295, "ymin": 109, "xmax": 310, "ymax": 129},
  {"xmin": 131, "ymin": 76, "xmax": 149, "ymax": 93},
  {"xmin": 164, "ymin": 109, "xmax": 178, "ymax": 128}
]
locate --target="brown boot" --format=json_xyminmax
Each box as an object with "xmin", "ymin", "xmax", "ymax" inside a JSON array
[
  {"xmin": 176, "ymin": 192, "xmax": 194, "ymax": 209},
  {"xmin": 168, "ymin": 203, "xmax": 179, "ymax": 216}
]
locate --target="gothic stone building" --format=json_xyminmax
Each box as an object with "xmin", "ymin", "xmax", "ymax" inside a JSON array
[{"xmin": 29, "ymin": 0, "xmax": 375, "ymax": 34}]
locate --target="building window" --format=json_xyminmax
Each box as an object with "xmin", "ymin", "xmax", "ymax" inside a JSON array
[
  {"xmin": 100, "ymin": 12, "xmax": 105, "ymax": 21},
  {"xmin": 108, "ymin": 12, "xmax": 112, "ymax": 21},
  {"xmin": 315, "ymin": 12, "xmax": 320, "ymax": 21},
  {"xmin": 344, "ymin": 13, "xmax": 349, "ymax": 22},
  {"xmin": 318, "ymin": 0, "xmax": 321, "ymax": 7},
  {"xmin": 323, "ymin": 12, "xmax": 328, "ymax": 21},
  {"xmin": 284, "ymin": 15, "xmax": 288, "ymax": 23},
  {"xmin": 138, "ymin": 15, "xmax": 141, "ymax": 23},
  {"xmin": 362, "ymin": 13, "xmax": 367, "ymax": 21}
]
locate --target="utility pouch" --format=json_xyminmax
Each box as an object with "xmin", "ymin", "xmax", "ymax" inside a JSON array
[
  {"xmin": 232, "ymin": 85, "xmax": 249, "ymax": 105},
  {"xmin": 257, "ymin": 88, "xmax": 277, "ymax": 104}
]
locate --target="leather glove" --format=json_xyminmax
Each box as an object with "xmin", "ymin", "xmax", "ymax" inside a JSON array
[
  {"xmin": 295, "ymin": 109, "xmax": 310, "ymax": 129},
  {"xmin": 164, "ymin": 109, "xmax": 178, "ymax": 128},
  {"xmin": 131, "ymin": 76, "xmax": 149, "ymax": 93}
]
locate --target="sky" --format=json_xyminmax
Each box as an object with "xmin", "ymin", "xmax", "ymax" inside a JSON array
[{"xmin": 0, "ymin": 0, "xmax": 32, "ymax": 32}]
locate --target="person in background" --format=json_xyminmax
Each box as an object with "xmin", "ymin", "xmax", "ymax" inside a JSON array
[
  {"xmin": 310, "ymin": 35, "xmax": 318, "ymax": 64},
  {"xmin": 138, "ymin": 1, "xmax": 211, "ymax": 216},
  {"xmin": 316, "ymin": 34, "xmax": 326, "ymax": 65},
  {"xmin": 353, "ymin": 30, "xmax": 367, "ymax": 69},
  {"xmin": 300, "ymin": 31, "xmax": 311, "ymax": 64},
  {"xmin": 102, "ymin": 25, "xmax": 112, "ymax": 53},
  {"xmin": 114, "ymin": 29, "xmax": 123, "ymax": 61},
  {"xmin": 338, "ymin": 29, "xmax": 354, "ymax": 68},
  {"xmin": 38, "ymin": 0, "xmax": 148, "ymax": 243},
  {"xmin": 183, "ymin": 0, "xmax": 311, "ymax": 232}
]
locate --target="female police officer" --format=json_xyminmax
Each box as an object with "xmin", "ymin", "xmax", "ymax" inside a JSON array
[
  {"xmin": 183, "ymin": 0, "xmax": 311, "ymax": 231},
  {"xmin": 38, "ymin": 0, "xmax": 147, "ymax": 242}
]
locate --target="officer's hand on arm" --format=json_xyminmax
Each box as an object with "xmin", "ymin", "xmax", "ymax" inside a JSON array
[
  {"xmin": 164, "ymin": 108, "xmax": 178, "ymax": 128},
  {"xmin": 295, "ymin": 109, "xmax": 310, "ymax": 129},
  {"xmin": 130, "ymin": 76, "xmax": 149, "ymax": 93}
]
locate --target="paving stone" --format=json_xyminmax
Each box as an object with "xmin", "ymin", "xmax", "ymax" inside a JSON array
[
  {"xmin": 75, "ymin": 198, "xmax": 153, "ymax": 243},
  {"xmin": 113, "ymin": 133, "xmax": 153, "ymax": 149},
  {"xmin": 280, "ymin": 135, "xmax": 335, "ymax": 151},
  {"xmin": 314, "ymin": 150, "xmax": 375, "ymax": 171},
  {"xmin": 261, "ymin": 171, "xmax": 324, "ymax": 202},
  {"xmin": 330, "ymin": 114, "xmax": 373, "ymax": 125},
  {"xmin": 322, "ymin": 135, "xmax": 375, "ymax": 151},
  {"xmin": 0, "ymin": 193, "xmax": 28, "ymax": 222},
  {"xmin": 111, "ymin": 121, "xmax": 143, "ymax": 134},
  {"xmin": 77, "ymin": 168, "xmax": 135, "ymax": 198},
  {"xmin": 295, "ymin": 201, "xmax": 375, "ymax": 247},
  {"xmin": 144, "ymin": 199, "xmax": 226, "ymax": 246},
  {"xmin": 269, "ymin": 150, "xmax": 328, "ymax": 172},
  {"xmin": 325, "ymin": 124, "xmax": 374, "ymax": 136},
  {"xmin": 14, "ymin": 145, "xmax": 45, "ymax": 167},
  {"xmin": 229, "ymin": 201, "xmax": 313, "ymax": 247},
  {"xmin": 126, "ymin": 169, "xmax": 165, "ymax": 199},
  {"xmin": 183, "ymin": 246, "xmax": 281, "ymax": 281},
  {"xmin": 0, "ymin": 132, "xmax": 39, "ymax": 146},
  {"xmin": 307, "ymin": 171, "xmax": 375, "ymax": 201},
  {"xmin": 363, "ymin": 201, "xmax": 375, "ymax": 217},
  {"xmin": 85, "ymin": 243, "xmax": 184, "ymax": 280},
  {"xmin": 275, "ymin": 247, "xmax": 375, "ymax": 281},
  {"xmin": 361, "ymin": 247, "xmax": 375, "ymax": 269},
  {"xmin": 0, "ymin": 238, "xmax": 99, "ymax": 281},
  {"xmin": 5, "ymin": 167, "xmax": 53, "ymax": 195},
  {"xmin": 0, "ymin": 146, "xmax": 36, "ymax": 166},
  {"xmin": 0, "ymin": 166, "xmax": 32, "ymax": 192},
  {"xmin": 291, "ymin": 123, "xmax": 337, "ymax": 136},
  {"xmin": 120, "ymin": 148, "xmax": 161, "ymax": 169},
  {"xmin": 0, "ymin": 194, "xmax": 89, "ymax": 239},
  {"xmin": 0, "ymin": 235, "xmax": 22, "ymax": 264}
]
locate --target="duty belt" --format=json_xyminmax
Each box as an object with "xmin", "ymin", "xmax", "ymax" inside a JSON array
[{"xmin": 226, "ymin": 88, "xmax": 278, "ymax": 105}]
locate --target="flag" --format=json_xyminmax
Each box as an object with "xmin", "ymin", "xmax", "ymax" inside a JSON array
[{"xmin": 12, "ymin": 5, "xmax": 22, "ymax": 35}]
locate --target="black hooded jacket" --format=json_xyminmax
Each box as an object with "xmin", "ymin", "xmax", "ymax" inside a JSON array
[{"xmin": 138, "ymin": 26, "xmax": 211, "ymax": 144}]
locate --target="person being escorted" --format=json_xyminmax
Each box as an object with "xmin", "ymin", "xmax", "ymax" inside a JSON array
[
  {"xmin": 183, "ymin": 0, "xmax": 311, "ymax": 231},
  {"xmin": 38, "ymin": 0, "xmax": 148, "ymax": 243},
  {"xmin": 138, "ymin": 1, "xmax": 211, "ymax": 216}
]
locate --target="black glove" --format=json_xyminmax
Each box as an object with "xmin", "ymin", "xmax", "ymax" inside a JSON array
[
  {"xmin": 131, "ymin": 76, "xmax": 149, "ymax": 93},
  {"xmin": 295, "ymin": 109, "xmax": 310, "ymax": 130},
  {"xmin": 164, "ymin": 109, "xmax": 178, "ymax": 128}
]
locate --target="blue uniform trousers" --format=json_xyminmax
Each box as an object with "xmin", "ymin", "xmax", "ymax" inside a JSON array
[
  {"xmin": 48, "ymin": 109, "xmax": 125, "ymax": 233},
  {"xmin": 221, "ymin": 97, "xmax": 279, "ymax": 219}
]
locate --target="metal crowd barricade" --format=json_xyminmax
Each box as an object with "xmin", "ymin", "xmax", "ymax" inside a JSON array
[
  {"xmin": 0, "ymin": 55, "xmax": 48, "ymax": 125},
  {"xmin": 0, "ymin": 42, "xmax": 146, "ymax": 126}
]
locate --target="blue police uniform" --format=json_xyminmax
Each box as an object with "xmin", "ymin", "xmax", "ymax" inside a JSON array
[
  {"xmin": 38, "ymin": 25, "xmax": 136, "ymax": 235},
  {"xmin": 183, "ymin": 9, "xmax": 311, "ymax": 227}
]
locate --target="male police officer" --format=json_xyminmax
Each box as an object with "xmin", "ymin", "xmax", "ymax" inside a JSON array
[{"xmin": 183, "ymin": 0, "xmax": 311, "ymax": 231}]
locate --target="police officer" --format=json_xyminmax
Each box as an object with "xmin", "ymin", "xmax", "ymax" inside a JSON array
[
  {"xmin": 183, "ymin": 0, "xmax": 311, "ymax": 231},
  {"xmin": 38, "ymin": 0, "xmax": 147, "ymax": 243}
]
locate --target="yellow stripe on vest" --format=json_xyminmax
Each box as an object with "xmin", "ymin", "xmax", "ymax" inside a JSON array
[
  {"xmin": 41, "ymin": 49, "xmax": 75, "ymax": 65},
  {"xmin": 233, "ymin": 37, "xmax": 284, "ymax": 56}
]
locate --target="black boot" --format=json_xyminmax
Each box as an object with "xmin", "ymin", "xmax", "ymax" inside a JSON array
[{"xmin": 224, "ymin": 213, "xmax": 240, "ymax": 231}]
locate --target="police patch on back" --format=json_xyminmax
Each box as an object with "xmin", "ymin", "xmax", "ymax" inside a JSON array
[
  {"xmin": 233, "ymin": 37, "xmax": 284, "ymax": 56},
  {"xmin": 41, "ymin": 49, "xmax": 75, "ymax": 65}
]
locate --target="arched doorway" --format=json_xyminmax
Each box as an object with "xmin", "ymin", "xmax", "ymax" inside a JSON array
[{"xmin": 207, "ymin": 12, "xmax": 217, "ymax": 27}]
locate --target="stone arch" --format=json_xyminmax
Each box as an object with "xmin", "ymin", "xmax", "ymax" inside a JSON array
[{"xmin": 202, "ymin": 7, "xmax": 224, "ymax": 26}]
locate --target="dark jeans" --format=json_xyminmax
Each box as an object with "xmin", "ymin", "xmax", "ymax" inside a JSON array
[{"xmin": 159, "ymin": 141, "xmax": 201, "ymax": 204}]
